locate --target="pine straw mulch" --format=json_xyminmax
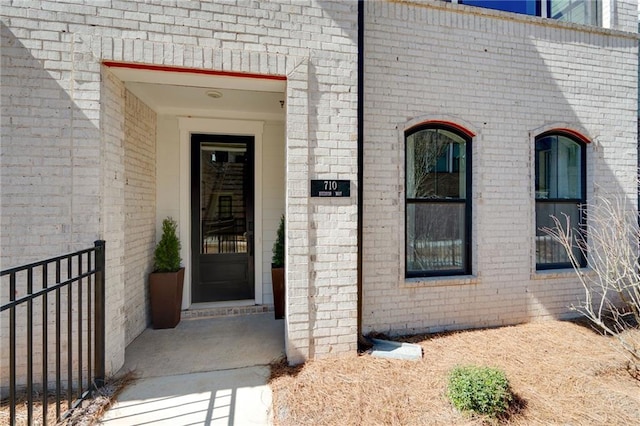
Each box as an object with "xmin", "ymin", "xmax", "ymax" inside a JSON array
[
  {"xmin": 269, "ymin": 320, "xmax": 640, "ymax": 425},
  {"xmin": 0, "ymin": 371, "xmax": 136, "ymax": 426}
]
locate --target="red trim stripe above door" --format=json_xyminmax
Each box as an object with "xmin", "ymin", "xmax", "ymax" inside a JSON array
[{"xmin": 102, "ymin": 61, "xmax": 287, "ymax": 81}]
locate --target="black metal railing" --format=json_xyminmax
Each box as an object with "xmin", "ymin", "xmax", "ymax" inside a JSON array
[{"xmin": 1, "ymin": 240, "xmax": 105, "ymax": 425}]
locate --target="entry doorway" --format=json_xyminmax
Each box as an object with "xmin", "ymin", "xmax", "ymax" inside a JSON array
[{"xmin": 190, "ymin": 133, "xmax": 255, "ymax": 302}]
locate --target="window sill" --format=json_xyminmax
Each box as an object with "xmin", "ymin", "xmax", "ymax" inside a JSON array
[
  {"xmin": 532, "ymin": 268, "xmax": 592, "ymax": 280},
  {"xmin": 403, "ymin": 275, "xmax": 477, "ymax": 288}
]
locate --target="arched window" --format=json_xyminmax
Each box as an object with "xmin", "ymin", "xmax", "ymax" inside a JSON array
[
  {"xmin": 535, "ymin": 132, "xmax": 587, "ymax": 269},
  {"xmin": 405, "ymin": 124, "xmax": 472, "ymax": 277}
]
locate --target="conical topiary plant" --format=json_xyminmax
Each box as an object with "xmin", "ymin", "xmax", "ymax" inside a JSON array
[
  {"xmin": 149, "ymin": 217, "xmax": 185, "ymax": 329},
  {"xmin": 272, "ymin": 215, "xmax": 285, "ymax": 268},
  {"xmin": 154, "ymin": 217, "xmax": 182, "ymax": 272}
]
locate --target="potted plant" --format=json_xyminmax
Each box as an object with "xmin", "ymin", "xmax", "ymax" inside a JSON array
[
  {"xmin": 271, "ymin": 215, "xmax": 285, "ymax": 319},
  {"xmin": 149, "ymin": 217, "xmax": 185, "ymax": 329}
]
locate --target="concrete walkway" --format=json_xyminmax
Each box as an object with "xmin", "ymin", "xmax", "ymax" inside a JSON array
[{"xmin": 101, "ymin": 313, "xmax": 285, "ymax": 425}]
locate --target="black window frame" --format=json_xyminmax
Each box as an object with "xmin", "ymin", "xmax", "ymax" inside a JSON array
[
  {"xmin": 452, "ymin": 0, "xmax": 601, "ymax": 26},
  {"xmin": 535, "ymin": 131, "xmax": 587, "ymax": 270},
  {"xmin": 405, "ymin": 123, "xmax": 472, "ymax": 278},
  {"xmin": 459, "ymin": 0, "xmax": 541, "ymax": 17}
]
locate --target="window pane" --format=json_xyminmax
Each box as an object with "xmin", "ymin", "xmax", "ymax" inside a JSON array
[
  {"xmin": 536, "ymin": 202, "xmax": 583, "ymax": 266},
  {"xmin": 407, "ymin": 129, "xmax": 466, "ymax": 199},
  {"xmin": 460, "ymin": 0, "xmax": 538, "ymax": 16},
  {"xmin": 549, "ymin": 0, "xmax": 599, "ymax": 25},
  {"xmin": 201, "ymin": 143, "xmax": 247, "ymax": 254},
  {"xmin": 535, "ymin": 135, "xmax": 582, "ymax": 199},
  {"xmin": 557, "ymin": 136, "xmax": 581, "ymax": 198},
  {"xmin": 407, "ymin": 203, "xmax": 466, "ymax": 272}
]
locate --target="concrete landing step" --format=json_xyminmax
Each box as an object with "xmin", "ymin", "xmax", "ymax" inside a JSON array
[{"xmin": 182, "ymin": 304, "xmax": 273, "ymax": 320}]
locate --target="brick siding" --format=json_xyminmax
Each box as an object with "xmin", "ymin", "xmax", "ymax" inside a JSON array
[
  {"xmin": 1, "ymin": 0, "xmax": 636, "ymax": 387},
  {"xmin": 1, "ymin": 0, "xmax": 359, "ymax": 374},
  {"xmin": 362, "ymin": 0, "xmax": 638, "ymax": 336},
  {"xmin": 123, "ymin": 90, "xmax": 156, "ymax": 345}
]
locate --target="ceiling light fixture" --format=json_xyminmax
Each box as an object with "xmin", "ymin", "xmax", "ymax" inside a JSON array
[{"xmin": 206, "ymin": 90, "xmax": 223, "ymax": 99}]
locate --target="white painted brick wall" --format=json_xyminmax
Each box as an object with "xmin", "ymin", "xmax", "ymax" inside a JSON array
[
  {"xmin": 1, "ymin": 15, "xmax": 111, "ymax": 392},
  {"xmin": 362, "ymin": 1, "xmax": 638, "ymax": 336},
  {"xmin": 100, "ymin": 69, "xmax": 126, "ymax": 374},
  {"xmin": 2, "ymin": 0, "xmax": 359, "ymax": 376},
  {"xmin": 123, "ymin": 90, "xmax": 156, "ymax": 345},
  {"xmin": 2, "ymin": 0, "xmax": 636, "ymax": 385}
]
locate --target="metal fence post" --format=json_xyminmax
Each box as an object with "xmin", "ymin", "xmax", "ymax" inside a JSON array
[{"xmin": 94, "ymin": 240, "xmax": 106, "ymax": 388}]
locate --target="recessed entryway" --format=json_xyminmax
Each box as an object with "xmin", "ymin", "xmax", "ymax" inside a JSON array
[{"xmin": 104, "ymin": 62, "xmax": 286, "ymax": 311}]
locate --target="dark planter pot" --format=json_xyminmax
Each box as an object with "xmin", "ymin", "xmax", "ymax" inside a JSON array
[
  {"xmin": 149, "ymin": 267, "xmax": 185, "ymax": 329},
  {"xmin": 271, "ymin": 265, "xmax": 285, "ymax": 320}
]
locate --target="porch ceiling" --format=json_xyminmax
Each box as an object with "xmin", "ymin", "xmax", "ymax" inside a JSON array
[
  {"xmin": 106, "ymin": 65, "xmax": 286, "ymax": 120},
  {"xmin": 126, "ymin": 82, "xmax": 286, "ymax": 120}
]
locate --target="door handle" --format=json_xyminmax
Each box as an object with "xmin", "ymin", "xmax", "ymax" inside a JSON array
[
  {"xmin": 246, "ymin": 221, "xmax": 254, "ymax": 255},
  {"xmin": 247, "ymin": 234, "xmax": 253, "ymax": 256}
]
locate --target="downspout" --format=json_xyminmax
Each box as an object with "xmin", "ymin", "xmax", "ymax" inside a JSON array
[{"xmin": 357, "ymin": 0, "xmax": 365, "ymax": 347}]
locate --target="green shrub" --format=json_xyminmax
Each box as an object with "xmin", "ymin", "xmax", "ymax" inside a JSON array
[
  {"xmin": 447, "ymin": 365, "xmax": 512, "ymax": 418},
  {"xmin": 272, "ymin": 215, "xmax": 285, "ymax": 268},
  {"xmin": 154, "ymin": 217, "xmax": 182, "ymax": 272}
]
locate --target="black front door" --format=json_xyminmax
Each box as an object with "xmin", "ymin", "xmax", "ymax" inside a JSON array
[{"xmin": 191, "ymin": 134, "xmax": 254, "ymax": 302}]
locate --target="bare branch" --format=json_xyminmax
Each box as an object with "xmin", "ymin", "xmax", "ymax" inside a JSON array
[{"xmin": 542, "ymin": 185, "xmax": 640, "ymax": 374}]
